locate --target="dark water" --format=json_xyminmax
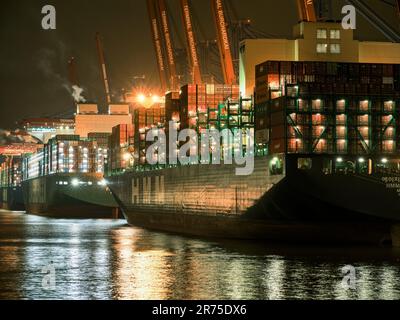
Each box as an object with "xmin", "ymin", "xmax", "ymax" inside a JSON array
[{"xmin": 0, "ymin": 210, "xmax": 400, "ymax": 300}]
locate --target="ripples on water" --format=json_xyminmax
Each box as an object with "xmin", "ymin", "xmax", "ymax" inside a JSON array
[{"xmin": 0, "ymin": 210, "xmax": 400, "ymax": 300}]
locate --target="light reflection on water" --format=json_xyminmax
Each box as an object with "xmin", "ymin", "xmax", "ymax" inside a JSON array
[{"xmin": 0, "ymin": 210, "xmax": 400, "ymax": 300}]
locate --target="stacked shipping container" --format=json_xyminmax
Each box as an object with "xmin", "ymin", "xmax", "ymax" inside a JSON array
[
  {"xmin": 108, "ymin": 84, "xmax": 254, "ymax": 173},
  {"xmin": 0, "ymin": 157, "xmax": 22, "ymax": 188},
  {"xmin": 180, "ymin": 84, "xmax": 240, "ymax": 131},
  {"xmin": 22, "ymin": 135, "xmax": 108, "ymax": 181},
  {"xmin": 255, "ymin": 61, "xmax": 400, "ymax": 157},
  {"xmin": 133, "ymin": 105, "xmax": 166, "ymax": 166},
  {"xmin": 109, "ymin": 124, "xmax": 135, "ymax": 172},
  {"xmin": 88, "ymin": 132, "xmax": 112, "ymax": 149}
]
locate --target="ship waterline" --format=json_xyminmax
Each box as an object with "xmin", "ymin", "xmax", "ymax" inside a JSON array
[
  {"xmin": 22, "ymin": 173, "xmax": 118, "ymax": 219},
  {"xmin": 108, "ymin": 155, "xmax": 400, "ymax": 245}
]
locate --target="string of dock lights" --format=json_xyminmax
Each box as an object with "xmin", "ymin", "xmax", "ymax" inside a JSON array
[
  {"xmin": 336, "ymin": 157, "xmax": 389, "ymax": 164},
  {"xmin": 71, "ymin": 178, "xmax": 108, "ymax": 187}
]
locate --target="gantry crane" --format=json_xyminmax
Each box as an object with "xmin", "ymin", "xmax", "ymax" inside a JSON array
[
  {"xmin": 211, "ymin": 0, "xmax": 236, "ymax": 85},
  {"xmin": 156, "ymin": 0, "xmax": 179, "ymax": 90},
  {"xmin": 346, "ymin": 0, "xmax": 400, "ymax": 42},
  {"xmin": 96, "ymin": 33, "xmax": 112, "ymax": 104},
  {"xmin": 67, "ymin": 57, "xmax": 78, "ymax": 87},
  {"xmin": 296, "ymin": 0, "xmax": 317, "ymax": 22},
  {"xmin": 147, "ymin": 0, "xmax": 168, "ymax": 93},
  {"xmin": 180, "ymin": 0, "xmax": 202, "ymax": 84}
]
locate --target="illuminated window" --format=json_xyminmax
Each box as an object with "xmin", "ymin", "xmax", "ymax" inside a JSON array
[
  {"xmin": 315, "ymin": 139, "xmax": 327, "ymax": 153},
  {"xmin": 359, "ymin": 126, "xmax": 370, "ymax": 139},
  {"xmin": 298, "ymin": 158, "xmax": 312, "ymax": 170},
  {"xmin": 330, "ymin": 29, "xmax": 341, "ymax": 39},
  {"xmin": 298, "ymin": 99, "xmax": 308, "ymax": 111},
  {"xmin": 382, "ymin": 140, "xmax": 395, "ymax": 153},
  {"xmin": 337, "ymin": 140, "xmax": 347, "ymax": 153},
  {"xmin": 270, "ymin": 156, "xmax": 284, "ymax": 175},
  {"xmin": 383, "ymin": 127, "xmax": 395, "ymax": 139},
  {"xmin": 312, "ymin": 126, "xmax": 325, "ymax": 137},
  {"xmin": 330, "ymin": 44, "xmax": 341, "ymax": 54},
  {"xmin": 337, "ymin": 100, "xmax": 346, "ymax": 112},
  {"xmin": 312, "ymin": 99, "xmax": 323, "ymax": 111},
  {"xmin": 382, "ymin": 115, "xmax": 393, "ymax": 125},
  {"xmin": 358, "ymin": 115, "xmax": 370, "ymax": 125},
  {"xmin": 317, "ymin": 29, "xmax": 327, "ymax": 39},
  {"xmin": 336, "ymin": 126, "xmax": 347, "ymax": 138},
  {"xmin": 359, "ymin": 100, "xmax": 370, "ymax": 112},
  {"xmin": 317, "ymin": 43, "xmax": 328, "ymax": 53},
  {"xmin": 384, "ymin": 101, "xmax": 395, "ymax": 112}
]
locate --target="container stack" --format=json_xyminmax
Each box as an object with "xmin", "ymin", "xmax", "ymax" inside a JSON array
[
  {"xmin": 133, "ymin": 106, "xmax": 166, "ymax": 166},
  {"xmin": 255, "ymin": 61, "xmax": 400, "ymax": 106},
  {"xmin": 255, "ymin": 60, "xmax": 400, "ymax": 157},
  {"xmin": 165, "ymin": 91, "xmax": 181, "ymax": 124},
  {"xmin": 108, "ymin": 84, "xmax": 253, "ymax": 173},
  {"xmin": 22, "ymin": 135, "xmax": 106, "ymax": 180},
  {"xmin": 88, "ymin": 132, "xmax": 112, "ymax": 149},
  {"xmin": 0, "ymin": 157, "xmax": 22, "ymax": 188},
  {"xmin": 180, "ymin": 84, "xmax": 240, "ymax": 132},
  {"xmin": 109, "ymin": 124, "xmax": 135, "ymax": 172}
]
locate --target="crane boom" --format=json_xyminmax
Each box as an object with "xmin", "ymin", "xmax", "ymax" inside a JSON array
[
  {"xmin": 157, "ymin": 0, "xmax": 179, "ymax": 90},
  {"xmin": 211, "ymin": 0, "xmax": 236, "ymax": 85},
  {"xmin": 180, "ymin": 0, "xmax": 202, "ymax": 84},
  {"xmin": 96, "ymin": 33, "xmax": 112, "ymax": 104},
  {"xmin": 68, "ymin": 57, "xmax": 78, "ymax": 87},
  {"xmin": 346, "ymin": 0, "xmax": 400, "ymax": 42},
  {"xmin": 147, "ymin": 0, "xmax": 168, "ymax": 93},
  {"xmin": 296, "ymin": 0, "xmax": 317, "ymax": 22},
  {"xmin": 397, "ymin": 0, "xmax": 400, "ymax": 18}
]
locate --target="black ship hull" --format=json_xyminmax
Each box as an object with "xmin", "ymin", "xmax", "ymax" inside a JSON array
[
  {"xmin": 22, "ymin": 174, "xmax": 119, "ymax": 219},
  {"xmin": 0, "ymin": 186, "xmax": 25, "ymax": 211},
  {"xmin": 117, "ymin": 211, "xmax": 392, "ymax": 245},
  {"xmin": 108, "ymin": 156, "xmax": 400, "ymax": 245}
]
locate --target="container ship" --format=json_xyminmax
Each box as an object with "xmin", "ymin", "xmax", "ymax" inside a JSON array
[
  {"xmin": 22, "ymin": 135, "xmax": 118, "ymax": 218},
  {"xmin": 0, "ymin": 156, "xmax": 25, "ymax": 211},
  {"xmin": 103, "ymin": 0, "xmax": 400, "ymax": 244},
  {"xmin": 0, "ymin": 141, "xmax": 42, "ymax": 211},
  {"xmin": 107, "ymin": 58, "xmax": 400, "ymax": 245}
]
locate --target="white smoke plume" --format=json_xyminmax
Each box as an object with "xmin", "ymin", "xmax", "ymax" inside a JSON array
[
  {"xmin": 72, "ymin": 85, "xmax": 86, "ymax": 103},
  {"xmin": 36, "ymin": 46, "xmax": 88, "ymax": 104}
]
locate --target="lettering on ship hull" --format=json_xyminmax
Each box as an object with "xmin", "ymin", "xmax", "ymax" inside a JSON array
[{"xmin": 131, "ymin": 176, "xmax": 165, "ymax": 205}]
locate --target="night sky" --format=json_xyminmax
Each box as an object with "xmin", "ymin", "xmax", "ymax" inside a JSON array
[{"xmin": 0, "ymin": 0, "xmax": 398, "ymax": 129}]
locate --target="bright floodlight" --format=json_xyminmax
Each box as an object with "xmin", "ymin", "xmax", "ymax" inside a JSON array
[
  {"xmin": 271, "ymin": 157, "xmax": 279, "ymax": 165},
  {"xmin": 98, "ymin": 179, "xmax": 107, "ymax": 186},
  {"xmin": 137, "ymin": 94, "xmax": 146, "ymax": 104},
  {"xmin": 71, "ymin": 178, "xmax": 80, "ymax": 187},
  {"xmin": 337, "ymin": 157, "xmax": 343, "ymax": 163},
  {"xmin": 123, "ymin": 152, "xmax": 131, "ymax": 161},
  {"xmin": 382, "ymin": 158, "xmax": 388, "ymax": 164}
]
